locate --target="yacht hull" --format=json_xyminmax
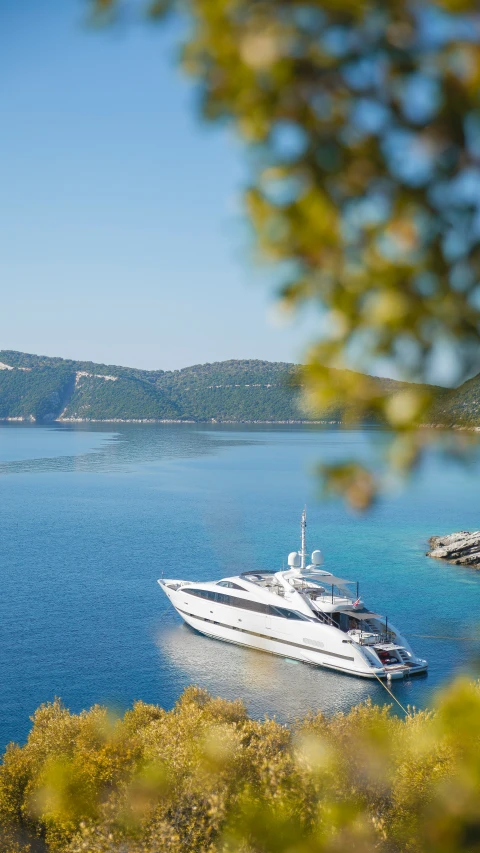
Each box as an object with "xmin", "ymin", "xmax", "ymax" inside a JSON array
[
  {"xmin": 181, "ymin": 610, "xmax": 397, "ymax": 678},
  {"xmin": 161, "ymin": 583, "xmax": 426, "ymax": 680}
]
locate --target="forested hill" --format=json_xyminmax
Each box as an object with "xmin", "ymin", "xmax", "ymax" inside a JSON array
[
  {"xmin": 430, "ymin": 372, "xmax": 480, "ymax": 427},
  {"xmin": 0, "ymin": 352, "xmax": 304, "ymax": 422},
  {"xmin": 0, "ymin": 349, "xmax": 477, "ymax": 425}
]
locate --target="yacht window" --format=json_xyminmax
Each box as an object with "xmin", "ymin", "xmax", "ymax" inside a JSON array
[
  {"xmin": 216, "ymin": 581, "xmax": 247, "ymax": 590},
  {"xmin": 269, "ymin": 606, "xmax": 311, "ymax": 621},
  {"xmin": 183, "ymin": 590, "xmax": 310, "ymax": 621},
  {"xmin": 184, "ymin": 589, "xmax": 211, "ymax": 599},
  {"xmin": 228, "ymin": 596, "xmax": 268, "ymax": 613},
  {"xmin": 184, "ymin": 589, "xmax": 267, "ymax": 613}
]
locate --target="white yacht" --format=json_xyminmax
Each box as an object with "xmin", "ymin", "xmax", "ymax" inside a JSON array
[{"xmin": 158, "ymin": 511, "xmax": 428, "ymax": 680}]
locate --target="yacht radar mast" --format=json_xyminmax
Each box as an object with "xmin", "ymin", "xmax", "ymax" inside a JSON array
[{"xmin": 300, "ymin": 507, "xmax": 307, "ymax": 569}]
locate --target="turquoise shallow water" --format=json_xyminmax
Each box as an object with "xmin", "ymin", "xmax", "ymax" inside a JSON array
[{"xmin": 1, "ymin": 422, "xmax": 479, "ymax": 749}]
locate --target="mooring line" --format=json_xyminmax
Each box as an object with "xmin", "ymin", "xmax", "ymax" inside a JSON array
[
  {"xmin": 301, "ymin": 651, "xmax": 412, "ymax": 717},
  {"xmin": 370, "ymin": 670, "xmax": 412, "ymax": 717}
]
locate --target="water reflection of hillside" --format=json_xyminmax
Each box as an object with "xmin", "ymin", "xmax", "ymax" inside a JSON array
[
  {"xmin": 0, "ymin": 421, "xmax": 399, "ymax": 477},
  {"xmin": 0, "ymin": 423, "xmax": 262, "ymax": 475}
]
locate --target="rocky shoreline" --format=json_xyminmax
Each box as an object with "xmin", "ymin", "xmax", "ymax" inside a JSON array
[
  {"xmin": 427, "ymin": 531, "xmax": 480, "ymax": 568},
  {"xmin": 0, "ymin": 416, "xmax": 339, "ymax": 425}
]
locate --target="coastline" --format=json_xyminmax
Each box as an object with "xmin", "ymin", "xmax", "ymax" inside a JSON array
[
  {"xmin": 0, "ymin": 416, "xmax": 341, "ymax": 425},
  {"xmin": 1, "ymin": 417, "xmax": 479, "ymax": 430}
]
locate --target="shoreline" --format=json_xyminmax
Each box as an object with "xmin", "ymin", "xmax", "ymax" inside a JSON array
[
  {"xmin": 0, "ymin": 417, "xmax": 479, "ymax": 430},
  {"xmin": 0, "ymin": 416, "xmax": 341, "ymax": 425}
]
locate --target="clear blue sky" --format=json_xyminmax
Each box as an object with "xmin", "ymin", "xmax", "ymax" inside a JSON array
[{"xmin": 0, "ymin": 0, "xmax": 317, "ymax": 370}]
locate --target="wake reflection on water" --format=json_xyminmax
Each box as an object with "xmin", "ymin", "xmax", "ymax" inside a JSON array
[{"xmin": 158, "ymin": 621, "xmax": 383, "ymax": 720}]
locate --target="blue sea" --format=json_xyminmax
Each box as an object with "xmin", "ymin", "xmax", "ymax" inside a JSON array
[{"xmin": 1, "ymin": 422, "xmax": 479, "ymax": 749}]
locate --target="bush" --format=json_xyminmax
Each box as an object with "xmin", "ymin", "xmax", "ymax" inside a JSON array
[{"xmin": 1, "ymin": 679, "xmax": 480, "ymax": 852}]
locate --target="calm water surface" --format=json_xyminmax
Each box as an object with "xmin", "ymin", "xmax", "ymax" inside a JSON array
[{"xmin": 1, "ymin": 422, "xmax": 479, "ymax": 748}]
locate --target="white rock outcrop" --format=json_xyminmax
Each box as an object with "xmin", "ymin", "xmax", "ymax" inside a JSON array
[{"xmin": 427, "ymin": 531, "xmax": 480, "ymax": 568}]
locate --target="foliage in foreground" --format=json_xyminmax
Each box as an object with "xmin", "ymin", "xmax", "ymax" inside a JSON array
[
  {"xmin": 1, "ymin": 679, "xmax": 480, "ymax": 852},
  {"xmin": 91, "ymin": 0, "xmax": 480, "ymax": 504}
]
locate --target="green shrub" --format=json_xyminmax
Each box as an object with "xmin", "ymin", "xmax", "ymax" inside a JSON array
[{"xmin": 1, "ymin": 680, "xmax": 480, "ymax": 852}]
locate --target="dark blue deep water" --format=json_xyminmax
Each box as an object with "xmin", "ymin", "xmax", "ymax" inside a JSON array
[{"xmin": 1, "ymin": 422, "xmax": 480, "ymax": 749}]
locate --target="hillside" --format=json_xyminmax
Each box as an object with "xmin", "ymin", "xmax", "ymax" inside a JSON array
[
  {"xmin": 0, "ymin": 352, "xmax": 304, "ymax": 422},
  {"xmin": 0, "ymin": 349, "xmax": 476, "ymax": 425},
  {"xmin": 430, "ymin": 372, "xmax": 480, "ymax": 427}
]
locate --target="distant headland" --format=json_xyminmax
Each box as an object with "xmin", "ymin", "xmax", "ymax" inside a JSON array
[{"xmin": 0, "ymin": 349, "xmax": 478, "ymax": 427}]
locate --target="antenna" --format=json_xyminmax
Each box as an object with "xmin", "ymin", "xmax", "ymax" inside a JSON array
[{"xmin": 300, "ymin": 507, "xmax": 307, "ymax": 569}]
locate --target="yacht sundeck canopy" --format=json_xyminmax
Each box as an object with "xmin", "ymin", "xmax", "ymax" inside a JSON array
[
  {"xmin": 304, "ymin": 573, "xmax": 353, "ymax": 587},
  {"xmin": 348, "ymin": 610, "xmax": 382, "ymax": 620}
]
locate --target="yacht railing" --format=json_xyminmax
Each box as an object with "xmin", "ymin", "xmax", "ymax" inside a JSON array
[
  {"xmin": 302, "ymin": 598, "xmax": 339, "ymax": 628},
  {"xmin": 310, "ymin": 592, "xmax": 354, "ymax": 606},
  {"xmin": 316, "ymin": 611, "xmax": 339, "ymax": 628},
  {"xmin": 350, "ymin": 630, "xmax": 396, "ymax": 646}
]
